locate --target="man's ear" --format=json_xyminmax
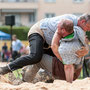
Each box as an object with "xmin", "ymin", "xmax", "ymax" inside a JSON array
[
  {"xmin": 81, "ymin": 19, "xmax": 86, "ymax": 24},
  {"xmin": 63, "ymin": 28, "xmax": 66, "ymax": 32}
]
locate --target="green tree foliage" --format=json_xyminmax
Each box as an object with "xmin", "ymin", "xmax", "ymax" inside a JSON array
[
  {"xmin": 0, "ymin": 26, "xmax": 30, "ymax": 40},
  {"xmin": 0, "ymin": 26, "xmax": 90, "ymax": 41},
  {"xmin": 86, "ymin": 31, "xmax": 90, "ymax": 41}
]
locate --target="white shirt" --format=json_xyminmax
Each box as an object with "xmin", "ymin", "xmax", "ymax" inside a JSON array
[{"xmin": 12, "ymin": 39, "xmax": 22, "ymax": 51}]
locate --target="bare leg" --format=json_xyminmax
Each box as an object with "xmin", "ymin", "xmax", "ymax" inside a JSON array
[{"xmin": 64, "ymin": 64, "xmax": 74, "ymax": 83}]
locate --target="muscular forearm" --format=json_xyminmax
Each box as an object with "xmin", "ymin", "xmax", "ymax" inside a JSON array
[
  {"xmin": 51, "ymin": 30, "xmax": 62, "ymax": 61},
  {"xmin": 51, "ymin": 44, "xmax": 62, "ymax": 61}
]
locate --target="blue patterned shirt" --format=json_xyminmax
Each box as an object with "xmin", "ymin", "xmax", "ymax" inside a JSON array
[{"xmin": 40, "ymin": 14, "xmax": 78, "ymax": 45}]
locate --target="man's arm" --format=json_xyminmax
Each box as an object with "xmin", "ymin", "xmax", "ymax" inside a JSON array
[
  {"xmin": 75, "ymin": 27, "xmax": 89, "ymax": 58},
  {"xmin": 51, "ymin": 29, "xmax": 62, "ymax": 61}
]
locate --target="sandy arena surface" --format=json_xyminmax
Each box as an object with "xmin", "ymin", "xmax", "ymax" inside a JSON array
[
  {"xmin": 0, "ymin": 62, "xmax": 90, "ymax": 90},
  {"xmin": 0, "ymin": 76, "xmax": 90, "ymax": 90}
]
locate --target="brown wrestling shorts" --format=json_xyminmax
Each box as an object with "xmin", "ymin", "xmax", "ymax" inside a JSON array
[{"xmin": 52, "ymin": 57, "xmax": 82, "ymax": 80}]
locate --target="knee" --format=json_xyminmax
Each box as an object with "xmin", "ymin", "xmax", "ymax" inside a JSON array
[
  {"xmin": 64, "ymin": 65, "xmax": 73, "ymax": 70},
  {"xmin": 31, "ymin": 53, "xmax": 43, "ymax": 63}
]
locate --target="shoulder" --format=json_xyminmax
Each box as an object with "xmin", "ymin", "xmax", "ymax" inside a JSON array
[
  {"xmin": 17, "ymin": 39, "xmax": 21, "ymax": 43},
  {"xmin": 74, "ymin": 26, "xmax": 85, "ymax": 35},
  {"xmin": 17, "ymin": 39, "xmax": 21, "ymax": 41},
  {"xmin": 74, "ymin": 26, "xmax": 86, "ymax": 45},
  {"xmin": 63, "ymin": 14, "xmax": 77, "ymax": 18},
  {"xmin": 61, "ymin": 14, "xmax": 78, "ymax": 25}
]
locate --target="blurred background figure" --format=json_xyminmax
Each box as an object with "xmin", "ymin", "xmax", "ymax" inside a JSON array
[
  {"xmin": 1, "ymin": 42, "xmax": 10, "ymax": 62},
  {"xmin": 25, "ymin": 45, "xmax": 30, "ymax": 55},
  {"xmin": 19, "ymin": 44, "xmax": 28, "ymax": 56},
  {"xmin": 83, "ymin": 35, "xmax": 90, "ymax": 78},
  {"xmin": 11, "ymin": 34, "xmax": 23, "ymax": 61},
  {"xmin": 2, "ymin": 42, "xmax": 8, "ymax": 52}
]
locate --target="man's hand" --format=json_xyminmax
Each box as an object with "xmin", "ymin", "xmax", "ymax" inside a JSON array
[{"xmin": 75, "ymin": 46, "xmax": 89, "ymax": 58}]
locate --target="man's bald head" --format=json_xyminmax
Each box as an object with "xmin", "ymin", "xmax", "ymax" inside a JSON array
[{"xmin": 59, "ymin": 19, "xmax": 74, "ymax": 33}]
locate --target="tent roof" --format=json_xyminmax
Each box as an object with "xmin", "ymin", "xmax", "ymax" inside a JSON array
[{"xmin": 0, "ymin": 31, "xmax": 11, "ymax": 40}]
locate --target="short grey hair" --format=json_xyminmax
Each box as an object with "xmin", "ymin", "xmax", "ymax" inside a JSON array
[{"xmin": 79, "ymin": 13, "xmax": 90, "ymax": 22}]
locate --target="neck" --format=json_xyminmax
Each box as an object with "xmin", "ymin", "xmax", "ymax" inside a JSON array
[
  {"xmin": 63, "ymin": 31, "xmax": 74, "ymax": 38},
  {"xmin": 77, "ymin": 20, "xmax": 80, "ymax": 27},
  {"xmin": 77, "ymin": 20, "xmax": 84, "ymax": 30},
  {"xmin": 63, "ymin": 32, "xmax": 74, "ymax": 39}
]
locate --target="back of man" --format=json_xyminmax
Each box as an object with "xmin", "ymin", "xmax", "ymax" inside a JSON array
[
  {"xmin": 40, "ymin": 14, "xmax": 78, "ymax": 45},
  {"xmin": 28, "ymin": 14, "xmax": 78, "ymax": 45},
  {"xmin": 58, "ymin": 26, "xmax": 86, "ymax": 65}
]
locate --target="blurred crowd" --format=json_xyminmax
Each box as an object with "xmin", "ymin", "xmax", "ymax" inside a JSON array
[{"xmin": 0, "ymin": 35, "xmax": 30, "ymax": 62}]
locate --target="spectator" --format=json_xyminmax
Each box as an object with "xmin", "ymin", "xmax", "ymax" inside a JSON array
[
  {"xmin": 1, "ymin": 42, "xmax": 8, "ymax": 62},
  {"xmin": 20, "ymin": 44, "xmax": 27, "ymax": 56},
  {"xmin": 12, "ymin": 34, "xmax": 23, "ymax": 61},
  {"xmin": 2, "ymin": 42, "xmax": 8, "ymax": 52}
]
